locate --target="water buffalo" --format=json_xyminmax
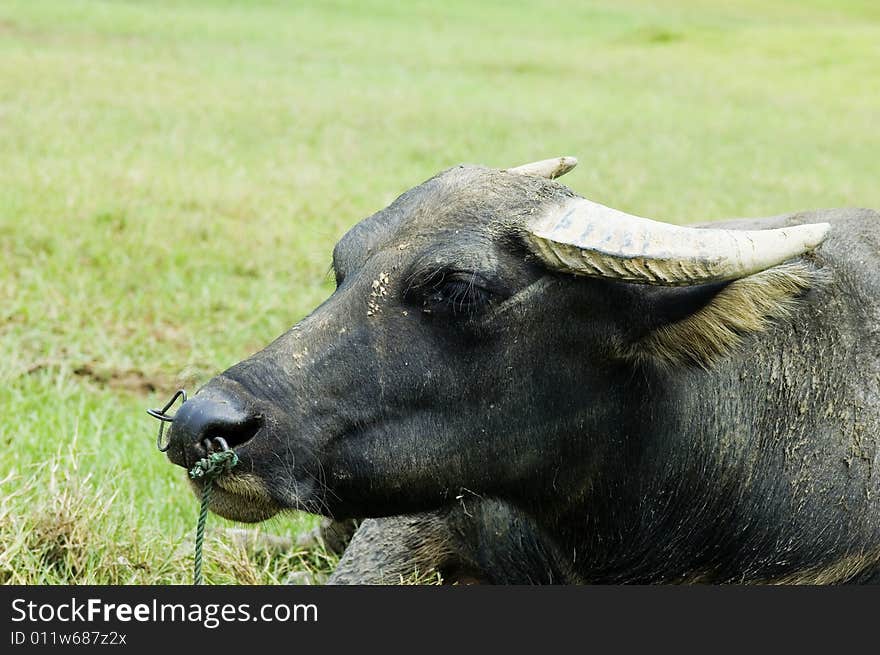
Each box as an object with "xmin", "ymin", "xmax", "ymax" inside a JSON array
[{"xmin": 166, "ymin": 157, "xmax": 880, "ymax": 584}]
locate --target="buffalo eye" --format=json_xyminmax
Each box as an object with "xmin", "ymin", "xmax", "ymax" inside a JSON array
[{"xmin": 411, "ymin": 270, "xmax": 493, "ymax": 317}]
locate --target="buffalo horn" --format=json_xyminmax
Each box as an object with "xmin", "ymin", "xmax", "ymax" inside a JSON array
[
  {"xmin": 526, "ymin": 197, "xmax": 830, "ymax": 285},
  {"xmin": 507, "ymin": 156, "xmax": 578, "ymax": 180}
]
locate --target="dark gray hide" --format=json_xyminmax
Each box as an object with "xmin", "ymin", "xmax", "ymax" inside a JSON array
[{"xmin": 167, "ymin": 164, "xmax": 880, "ymax": 584}]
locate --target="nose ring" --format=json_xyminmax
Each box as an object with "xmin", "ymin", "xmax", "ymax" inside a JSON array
[{"xmin": 146, "ymin": 389, "xmax": 188, "ymax": 452}]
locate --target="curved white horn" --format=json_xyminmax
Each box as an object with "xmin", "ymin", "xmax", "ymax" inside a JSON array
[
  {"xmin": 507, "ymin": 156, "xmax": 578, "ymax": 180},
  {"xmin": 526, "ymin": 197, "xmax": 830, "ymax": 286}
]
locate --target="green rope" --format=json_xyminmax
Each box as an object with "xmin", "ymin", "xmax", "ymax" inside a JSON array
[{"xmin": 188, "ymin": 449, "xmax": 238, "ymax": 585}]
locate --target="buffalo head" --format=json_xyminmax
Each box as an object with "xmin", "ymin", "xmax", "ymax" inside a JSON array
[{"xmin": 166, "ymin": 157, "xmax": 828, "ymax": 523}]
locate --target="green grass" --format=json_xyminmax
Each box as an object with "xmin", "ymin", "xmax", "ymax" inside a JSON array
[{"xmin": 1, "ymin": 0, "xmax": 879, "ymax": 584}]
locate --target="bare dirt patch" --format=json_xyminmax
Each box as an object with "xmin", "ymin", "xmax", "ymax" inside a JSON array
[
  {"xmin": 24, "ymin": 360, "xmax": 201, "ymax": 396},
  {"xmin": 73, "ymin": 364, "xmax": 162, "ymax": 394}
]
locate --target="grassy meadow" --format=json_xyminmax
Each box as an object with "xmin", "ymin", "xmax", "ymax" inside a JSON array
[{"xmin": 1, "ymin": 0, "xmax": 879, "ymax": 583}]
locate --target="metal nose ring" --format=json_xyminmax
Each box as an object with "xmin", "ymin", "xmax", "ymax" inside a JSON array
[
  {"xmin": 146, "ymin": 389, "xmax": 188, "ymax": 452},
  {"xmin": 202, "ymin": 436, "xmax": 231, "ymax": 455}
]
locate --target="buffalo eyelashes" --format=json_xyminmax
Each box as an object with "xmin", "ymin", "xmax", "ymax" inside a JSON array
[{"xmin": 415, "ymin": 273, "xmax": 492, "ymax": 317}]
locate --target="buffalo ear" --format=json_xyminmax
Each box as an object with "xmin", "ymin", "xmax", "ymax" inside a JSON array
[{"xmin": 625, "ymin": 262, "xmax": 819, "ymax": 368}]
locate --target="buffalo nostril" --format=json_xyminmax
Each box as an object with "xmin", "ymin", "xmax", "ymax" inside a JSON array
[
  {"xmin": 204, "ymin": 413, "xmax": 262, "ymax": 450},
  {"xmin": 166, "ymin": 389, "xmax": 263, "ymax": 468}
]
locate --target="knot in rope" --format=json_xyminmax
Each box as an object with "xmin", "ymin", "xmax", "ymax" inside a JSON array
[
  {"xmin": 189, "ymin": 449, "xmax": 239, "ymax": 482},
  {"xmin": 188, "ymin": 446, "xmax": 239, "ymax": 585}
]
